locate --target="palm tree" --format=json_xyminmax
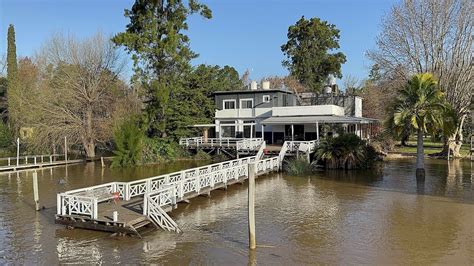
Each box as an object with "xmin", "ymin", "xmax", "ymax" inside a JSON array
[{"xmin": 391, "ymin": 73, "xmax": 450, "ymax": 179}]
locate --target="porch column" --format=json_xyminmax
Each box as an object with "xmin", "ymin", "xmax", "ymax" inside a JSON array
[
  {"xmin": 203, "ymin": 128, "xmax": 209, "ymax": 143},
  {"xmin": 261, "ymin": 124, "xmax": 264, "ymax": 140},
  {"xmin": 291, "ymin": 124, "xmax": 294, "ymax": 142},
  {"xmin": 316, "ymin": 121, "xmax": 319, "ymax": 143},
  {"xmin": 355, "ymin": 123, "xmax": 358, "ymax": 137},
  {"xmin": 250, "ymin": 123, "xmax": 253, "ymax": 139}
]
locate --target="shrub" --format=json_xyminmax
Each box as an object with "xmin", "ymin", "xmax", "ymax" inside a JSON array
[
  {"xmin": 315, "ymin": 133, "xmax": 381, "ymax": 169},
  {"xmin": 0, "ymin": 122, "xmax": 12, "ymax": 148},
  {"xmin": 111, "ymin": 118, "xmax": 143, "ymax": 167},
  {"xmin": 141, "ymin": 137, "xmax": 184, "ymax": 163},
  {"xmin": 284, "ymin": 157, "xmax": 313, "ymax": 176}
]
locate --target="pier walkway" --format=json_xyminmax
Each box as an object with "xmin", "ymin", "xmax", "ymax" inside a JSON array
[
  {"xmin": 56, "ymin": 139, "xmax": 318, "ymax": 236},
  {"xmin": 0, "ymin": 154, "xmax": 83, "ymax": 172}
]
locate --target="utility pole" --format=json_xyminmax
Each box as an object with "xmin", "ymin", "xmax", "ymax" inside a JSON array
[{"xmin": 248, "ymin": 163, "xmax": 256, "ymax": 250}]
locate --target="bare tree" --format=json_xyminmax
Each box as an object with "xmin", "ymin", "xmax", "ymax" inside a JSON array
[
  {"xmin": 31, "ymin": 32, "xmax": 130, "ymax": 157},
  {"xmin": 369, "ymin": 0, "xmax": 473, "ymax": 157},
  {"xmin": 342, "ymin": 75, "xmax": 361, "ymax": 94}
]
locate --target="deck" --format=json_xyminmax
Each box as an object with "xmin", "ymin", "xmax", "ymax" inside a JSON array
[{"xmin": 56, "ymin": 139, "xmax": 318, "ymax": 237}]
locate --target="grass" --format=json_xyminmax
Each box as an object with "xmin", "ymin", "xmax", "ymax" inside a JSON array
[{"xmin": 393, "ymin": 137, "xmax": 471, "ymax": 157}]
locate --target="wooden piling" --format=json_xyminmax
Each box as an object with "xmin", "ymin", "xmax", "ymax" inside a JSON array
[
  {"xmin": 33, "ymin": 172, "xmax": 40, "ymax": 211},
  {"xmin": 101, "ymin": 157, "xmax": 105, "ymax": 168},
  {"xmin": 248, "ymin": 163, "xmax": 256, "ymax": 250}
]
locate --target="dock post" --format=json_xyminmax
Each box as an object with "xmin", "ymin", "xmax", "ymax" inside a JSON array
[
  {"xmin": 64, "ymin": 136, "xmax": 68, "ymax": 163},
  {"xmin": 248, "ymin": 163, "xmax": 256, "ymax": 250},
  {"xmin": 113, "ymin": 211, "xmax": 118, "ymax": 222},
  {"xmin": 101, "ymin": 157, "xmax": 105, "ymax": 168},
  {"xmin": 33, "ymin": 172, "xmax": 40, "ymax": 211},
  {"xmin": 16, "ymin": 138, "xmax": 20, "ymax": 167}
]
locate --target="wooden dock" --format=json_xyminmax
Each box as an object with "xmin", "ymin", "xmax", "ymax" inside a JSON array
[
  {"xmin": 56, "ymin": 139, "xmax": 318, "ymax": 237},
  {"xmin": 0, "ymin": 154, "xmax": 84, "ymax": 172}
]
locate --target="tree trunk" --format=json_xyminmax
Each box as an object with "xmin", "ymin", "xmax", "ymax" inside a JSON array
[
  {"xmin": 415, "ymin": 128, "xmax": 425, "ymax": 180},
  {"xmin": 83, "ymin": 104, "xmax": 95, "ymax": 158},
  {"xmin": 440, "ymin": 114, "xmax": 466, "ymax": 158}
]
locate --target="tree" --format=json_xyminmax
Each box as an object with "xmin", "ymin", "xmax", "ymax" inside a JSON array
[
  {"xmin": 31, "ymin": 32, "xmax": 130, "ymax": 158},
  {"xmin": 281, "ymin": 16, "xmax": 346, "ymax": 92},
  {"xmin": 369, "ymin": 0, "xmax": 473, "ymax": 157},
  {"xmin": 113, "ymin": 0, "xmax": 212, "ymax": 138},
  {"xmin": 111, "ymin": 117, "xmax": 144, "ymax": 167},
  {"xmin": 7, "ymin": 24, "xmax": 18, "ymax": 126},
  {"xmin": 390, "ymin": 73, "xmax": 452, "ymax": 179}
]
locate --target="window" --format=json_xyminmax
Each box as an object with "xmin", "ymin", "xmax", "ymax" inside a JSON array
[
  {"xmin": 240, "ymin": 98, "xmax": 253, "ymax": 109},
  {"xmin": 263, "ymin": 95, "xmax": 271, "ymax": 103},
  {"xmin": 223, "ymin": 100, "xmax": 236, "ymax": 110}
]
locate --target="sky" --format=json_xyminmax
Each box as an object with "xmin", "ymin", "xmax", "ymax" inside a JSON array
[{"xmin": 0, "ymin": 0, "xmax": 396, "ymax": 83}]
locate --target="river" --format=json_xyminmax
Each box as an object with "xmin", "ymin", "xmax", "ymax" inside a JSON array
[{"xmin": 0, "ymin": 158, "xmax": 472, "ymax": 264}]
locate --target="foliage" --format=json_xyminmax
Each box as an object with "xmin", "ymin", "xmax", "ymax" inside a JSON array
[
  {"xmin": 111, "ymin": 118, "xmax": 143, "ymax": 167},
  {"xmin": 369, "ymin": 0, "xmax": 473, "ymax": 155},
  {"xmin": 370, "ymin": 131, "xmax": 396, "ymax": 154},
  {"xmin": 390, "ymin": 73, "xmax": 453, "ymax": 138},
  {"xmin": 141, "ymin": 137, "xmax": 184, "ymax": 163},
  {"xmin": 7, "ymin": 24, "xmax": 18, "ymax": 127},
  {"xmin": 389, "ymin": 73, "xmax": 452, "ymax": 170},
  {"xmin": 281, "ymin": 16, "xmax": 346, "ymax": 92},
  {"xmin": 284, "ymin": 157, "xmax": 312, "ymax": 176},
  {"xmin": 29, "ymin": 32, "xmax": 134, "ymax": 157},
  {"xmin": 113, "ymin": 0, "xmax": 212, "ymax": 139},
  {"xmin": 0, "ymin": 122, "xmax": 12, "ymax": 148},
  {"xmin": 315, "ymin": 134, "xmax": 379, "ymax": 169}
]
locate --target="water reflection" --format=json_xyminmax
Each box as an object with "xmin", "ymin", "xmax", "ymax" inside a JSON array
[{"xmin": 0, "ymin": 159, "xmax": 472, "ymax": 264}]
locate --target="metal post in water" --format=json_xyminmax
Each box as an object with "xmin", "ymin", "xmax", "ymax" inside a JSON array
[
  {"xmin": 33, "ymin": 172, "xmax": 40, "ymax": 211},
  {"xmin": 16, "ymin": 138, "xmax": 20, "ymax": 166},
  {"xmin": 64, "ymin": 136, "xmax": 68, "ymax": 163},
  {"xmin": 248, "ymin": 163, "xmax": 256, "ymax": 250}
]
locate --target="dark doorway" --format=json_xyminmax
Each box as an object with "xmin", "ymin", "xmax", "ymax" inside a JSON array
[{"xmin": 285, "ymin": 125, "xmax": 305, "ymax": 140}]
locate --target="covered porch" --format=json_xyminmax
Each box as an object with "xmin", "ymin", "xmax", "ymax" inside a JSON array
[{"xmin": 260, "ymin": 115, "xmax": 379, "ymax": 144}]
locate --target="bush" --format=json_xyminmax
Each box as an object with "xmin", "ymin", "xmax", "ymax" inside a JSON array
[
  {"xmin": 0, "ymin": 122, "xmax": 12, "ymax": 148},
  {"xmin": 141, "ymin": 137, "xmax": 184, "ymax": 163},
  {"xmin": 111, "ymin": 118, "xmax": 143, "ymax": 167},
  {"xmin": 284, "ymin": 157, "xmax": 313, "ymax": 176},
  {"xmin": 371, "ymin": 131, "xmax": 396, "ymax": 154},
  {"xmin": 315, "ymin": 133, "xmax": 381, "ymax": 170}
]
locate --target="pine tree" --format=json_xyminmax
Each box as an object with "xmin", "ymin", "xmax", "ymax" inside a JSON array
[{"xmin": 113, "ymin": 0, "xmax": 212, "ymax": 139}]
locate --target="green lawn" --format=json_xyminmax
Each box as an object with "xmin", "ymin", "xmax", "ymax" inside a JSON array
[{"xmin": 394, "ymin": 138, "xmax": 471, "ymax": 157}]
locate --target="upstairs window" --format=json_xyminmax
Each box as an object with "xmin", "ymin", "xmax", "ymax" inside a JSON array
[
  {"xmin": 240, "ymin": 99, "xmax": 254, "ymax": 109},
  {"xmin": 263, "ymin": 95, "xmax": 271, "ymax": 103},
  {"xmin": 223, "ymin": 100, "xmax": 236, "ymax": 110}
]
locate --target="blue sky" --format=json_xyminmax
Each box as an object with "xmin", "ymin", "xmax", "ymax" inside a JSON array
[{"xmin": 0, "ymin": 0, "xmax": 396, "ymax": 83}]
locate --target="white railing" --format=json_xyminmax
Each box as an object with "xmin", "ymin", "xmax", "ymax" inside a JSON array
[
  {"xmin": 57, "ymin": 155, "xmax": 262, "ymax": 219},
  {"xmin": 285, "ymin": 140, "xmax": 319, "ymax": 154},
  {"xmin": 179, "ymin": 137, "xmax": 243, "ymax": 148},
  {"xmin": 236, "ymin": 138, "xmax": 263, "ymax": 151},
  {"xmin": 143, "ymin": 156, "xmax": 279, "ymax": 232},
  {"xmin": 57, "ymin": 194, "xmax": 98, "ymax": 219},
  {"xmin": 0, "ymin": 153, "xmax": 66, "ymax": 168}
]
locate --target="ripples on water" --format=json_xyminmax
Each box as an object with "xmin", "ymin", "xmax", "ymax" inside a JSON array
[{"xmin": 0, "ymin": 159, "xmax": 472, "ymax": 264}]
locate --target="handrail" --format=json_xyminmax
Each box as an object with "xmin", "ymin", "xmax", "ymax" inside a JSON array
[{"xmin": 0, "ymin": 153, "xmax": 66, "ymax": 167}]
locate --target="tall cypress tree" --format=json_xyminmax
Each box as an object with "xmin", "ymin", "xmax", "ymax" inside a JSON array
[{"xmin": 6, "ymin": 24, "xmax": 18, "ymax": 124}]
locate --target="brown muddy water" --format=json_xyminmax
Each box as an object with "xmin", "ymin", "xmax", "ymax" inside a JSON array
[{"xmin": 0, "ymin": 159, "xmax": 473, "ymax": 264}]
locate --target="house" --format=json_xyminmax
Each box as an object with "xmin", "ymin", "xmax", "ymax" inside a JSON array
[{"xmin": 210, "ymin": 80, "xmax": 378, "ymax": 144}]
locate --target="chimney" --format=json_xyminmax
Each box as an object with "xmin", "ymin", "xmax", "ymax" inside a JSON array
[
  {"xmin": 262, "ymin": 81, "xmax": 270, "ymax": 90},
  {"xmin": 250, "ymin": 80, "xmax": 258, "ymax": 90}
]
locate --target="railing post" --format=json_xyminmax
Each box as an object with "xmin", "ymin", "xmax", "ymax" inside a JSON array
[
  {"xmin": 7, "ymin": 157, "xmax": 10, "ymax": 166},
  {"xmin": 41, "ymin": 155, "xmax": 43, "ymax": 163},
  {"xmin": 180, "ymin": 172, "xmax": 185, "ymax": 198},
  {"xmin": 93, "ymin": 198, "xmax": 98, "ymax": 219},
  {"xmin": 57, "ymin": 194, "xmax": 61, "ymax": 215},
  {"xmin": 125, "ymin": 183, "xmax": 130, "ymax": 201},
  {"xmin": 143, "ymin": 195, "xmax": 148, "ymax": 215},
  {"xmin": 146, "ymin": 179, "xmax": 152, "ymax": 194},
  {"xmin": 34, "ymin": 156, "xmax": 37, "ymax": 165}
]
